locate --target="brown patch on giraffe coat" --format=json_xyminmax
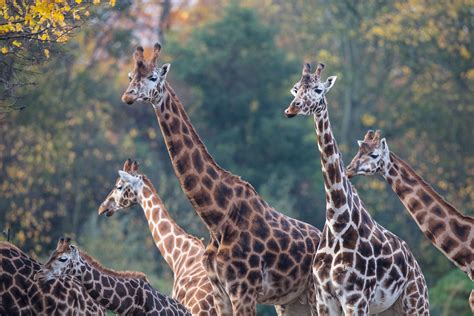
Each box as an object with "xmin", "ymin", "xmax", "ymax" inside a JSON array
[
  {"xmin": 142, "ymin": 187, "xmax": 152, "ymax": 198},
  {"xmin": 176, "ymin": 155, "xmax": 191, "ymax": 175},
  {"xmin": 193, "ymin": 189, "xmax": 212, "ymax": 207},
  {"xmin": 429, "ymin": 220, "xmax": 445, "ymax": 237},
  {"xmin": 431, "ymin": 205, "xmax": 445, "ymax": 218},
  {"xmin": 417, "ymin": 190, "xmax": 434, "ymax": 207},
  {"xmin": 415, "ymin": 211, "xmax": 427, "ymax": 223},
  {"xmin": 192, "ymin": 150, "xmax": 204, "ymax": 173},
  {"xmin": 330, "ymin": 189, "xmax": 347, "ymax": 209},
  {"xmin": 168, "ymin": 139, "xmax": 183, "ymax": 158},
  {"xmin": 183, "ymin": 135, "xmax": 193, "ymax": 149},
  {"xmin": 449, "ymin": 219, "xmax": 470, "ymax": 242},
  {"xmin": 169, "ymin": 117, "xmax": 181, "ymax": 134},
  {"xmin": 408, "ymin": 198, "xmax": 422, "ymax": 213},
  {"xmin": 183, "ymin": 174, "xmax": 198, "ymax": 191},
  {"xmin": 440, "ymin": 236, "xmax": 459, "ymax": 253}
]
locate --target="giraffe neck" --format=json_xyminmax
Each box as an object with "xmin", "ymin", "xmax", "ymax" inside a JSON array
[
  {"xmin": 384, "ymin": 152, "xmax": 474, "ymax": 279},
  {"xmin": 313, "ymin": 99, "xmax": 364, "ymax": 230},
  {"xmin": 151, "ymin": 82, "xmax": 256, "ymax": 234},
  {"xmin": 75, "ymin": 252, "xmax": 149, "ymax": 314},
  {"xmin": 138, "ymin": 176, "xmax": 204, "ymax": 274}
]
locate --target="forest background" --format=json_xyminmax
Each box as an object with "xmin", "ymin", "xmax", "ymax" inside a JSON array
[{"xmin": 1, "ymin": 0, "xmax": 472, "ymax": 314}]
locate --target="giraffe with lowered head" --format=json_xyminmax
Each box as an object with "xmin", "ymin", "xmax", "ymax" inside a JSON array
[
  {"xmin": 98, "ymin": 158, "xmax": 217, "ymax": 315},
  {"xmin": 284, "ymin": 62, "xmax": 429, "ymax": 315},
  {"xmin": 346, "ymin": 129, "xmax": 474, "ymax": 312},
  {"xmin": 36, "ymin": 237, "xmax": 192, "ymax": 315},
  {"xmin": 1, "ymin": 241, "xmax": 106, "ymax": 315},
  {"xmin": 120, "ymin": 43, "xmax": 321, "ymax": 314}
]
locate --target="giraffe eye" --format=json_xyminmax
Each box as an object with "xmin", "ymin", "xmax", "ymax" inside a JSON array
[
  {"xmin": 314, "ymin": 88, "xmax": 323, "ymax": 94},
  {"xmin": 58, "ymin": 257, "xmax": 67, "ymax": 262},
  {"xmin": 148, "ymin": 76, "xmax": 157, "ymax": 82},
  {"xmin": 116, "ymin": 185, "xmax": 123, "ymax": 190},
  {"xmin": 370, "ymin": 153, "xmax": 379, "ymax": 159}
]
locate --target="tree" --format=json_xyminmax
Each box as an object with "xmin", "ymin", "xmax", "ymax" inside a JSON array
[{"xmin": 0, "ymin": 0, "xmax": 116, "ymax": 111}]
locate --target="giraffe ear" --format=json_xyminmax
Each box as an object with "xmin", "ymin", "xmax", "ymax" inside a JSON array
[
  {"xmin": 160, "ymin": 63, "xmax": 171, "ymax": 80},
  {"xmin": 357, "ymin": 140, "xmax": 364, "ymax": 147},
  {"xmin": 324, "ymin": 76, "xmax": 337, "ymax": 92},
  {"xmin": 118, "ymin": 170, "xmax": 139, "ymax": 185},
  {"xmin": 380, "ymin": 138, "xmax": 388, "ymax": 151}
]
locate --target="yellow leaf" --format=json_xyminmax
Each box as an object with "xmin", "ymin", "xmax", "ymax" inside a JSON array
[
  {"xmin": 460, "ymin": 46, "xmax": 471, "ymax": 59},
  {"xmin": 43, "ymin": 48, "xmax": 49, "ymax": 58},
  {"xmin": 465, "ymin": 69, "xmax": 474, "ymax": 80},
  {"xmin": 93, "ymin": 0, "xmax": 100, "ymax": 4},
  {"xmin": 361, "ymin": 113, "xmax": 377, "ymax": 127},
  {"xmin": 12, "ymin": 40, "xmax": 21, "ymax": 47},
  {"xmin": 1, "ymin": 47, "xmax": 8, "ymax": 54},
  {"xmin": 40, "ymin": 33, "xmax": 48, "ymax": 40},
  {"xmin": 75, "ymin": 0, "xmax": 82, "ymax": 3}
]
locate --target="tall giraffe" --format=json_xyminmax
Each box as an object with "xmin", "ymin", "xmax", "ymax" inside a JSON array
[
  {"xmin": 120, "ymin": 44, "xmax": 321, "ymax": 314},
  {"xmin": 36, "ymin": 237, "xmax": 192, "ymax": 315},
  {"xmin": 98, "ymin": 159, "xmax": 217, "ymax": 315},
  {"xmin": 346, "ymin": 129, "xmax": 474, "ymax": 312},
  {"xmin": 284, "ymin": 62, "xmax": 429, "ymax": 315},
  {"xmin": 0, "ymin": 241, "xmax": 106, "ymax": 315}
]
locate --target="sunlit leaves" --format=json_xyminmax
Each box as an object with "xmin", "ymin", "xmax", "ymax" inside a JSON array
[{"xmin": 0, "ymin": 0, "xmax": 115, "ymax": 51}]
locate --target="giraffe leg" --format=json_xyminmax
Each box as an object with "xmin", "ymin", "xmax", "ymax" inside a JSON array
[
  {"xmin": 399, "ymin": 274, "xmax": 430, "ymax": 316},
  {"xmin": 315, "ymin": 286, "xmax": 341, "ymax": 316}
]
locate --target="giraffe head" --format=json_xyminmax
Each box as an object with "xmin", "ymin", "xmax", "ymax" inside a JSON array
[
  {"xmin": 121, "ymin": 43, "xmax": 171, "ymax": 105},
  {"xmin": 284, "ymin": 62, "xmax": 337, "ymax": 117},
  {"xmin": 98, "ymin": 159, "xmax": 144, "ymax": 217},
  {"xmin": 35, "ymin": 237, "xmax": 79, "ymax": 282},
  {"xmin": 346, "ymin": 129, "xmax": 390, "ymax": 178}
]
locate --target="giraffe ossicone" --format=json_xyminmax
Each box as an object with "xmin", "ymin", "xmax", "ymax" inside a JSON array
[
  {"xmin": 121, "ymin": 44, "xmax": 321, "ymax": 315},
  {"xmin": 284, "ymin": 62, "xmax": 430, "ymax": 315}
]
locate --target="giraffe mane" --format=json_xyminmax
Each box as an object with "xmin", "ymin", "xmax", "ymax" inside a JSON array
[
  {"xmin": 389, "ymin": 152, "xmax": 474, "ymax": 223},
  {"xmin": 78, "ymin": 249, "xmax": 149, "ymax": 282}
]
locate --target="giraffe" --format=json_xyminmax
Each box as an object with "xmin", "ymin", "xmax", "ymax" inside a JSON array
[
  {"xmin": 346, "ymin": 129, "xmax": 474, "ymax": 312},
  {"xmin": 35, "ymin": 237, "xmax": 192, "ymax": 315},
  {"xmin": 98, "ymin": 158, "xmax": 217, "ymax": 315},
  {"xmin": 120, "ymin": 43, "xmax": 321, "ymax": 315},
  {"xmin": 0, "ymin": 241, "xmax": 106, "ymax": 315},
  {"xmin": 283, "ymin": 62, "xmax": 430, "ymax": 315}
]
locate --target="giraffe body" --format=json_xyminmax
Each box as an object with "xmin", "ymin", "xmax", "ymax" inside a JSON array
[
  {"xmin": 36, "ymin": 237, "xmax": 192, "ymax": 315},
  {"xmin": 121, "ymin": 44, "xmax": 321, "ymax": 314},
  {"xmin": 99, "ymin": 159, "xmax": 217, "ymax": 315},
  {"xmin": 0, "ymin": 241, "xmax": 106, "ymax": 315},
  {"xmin": 284, "ymin": 63, "xmax": 429, "ymax": 315}
]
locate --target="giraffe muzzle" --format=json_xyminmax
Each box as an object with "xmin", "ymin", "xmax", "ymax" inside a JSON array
[
  {"xmin": 121, "ymin": 93, "xmax": 137, "ymax": 105},
  {"xmin": 284, "ymin": 104, "xmax": 299, "ymax": 118}
]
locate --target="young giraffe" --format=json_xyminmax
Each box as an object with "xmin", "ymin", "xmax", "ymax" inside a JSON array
[
  {"xmin": 346, "ymin": 129, "xmax": 474, "ymax": 312},
  {"xmin": 284, "ymin": 62, "xmax": 429, "ymax": 315},
  {"xmin": 121, "ymin": 44, "xmax": 321, "ymax": 314},
  {"xmin": 98, "ymin": 158, "xmax": 217, "ymax": 315},
  {"xmin": 0, "ymin": 241, "xmax": 106, "ymax": 315},
  {"xmin": 36, "ymin": 237, "xmax": 192, "ymax": 315}
]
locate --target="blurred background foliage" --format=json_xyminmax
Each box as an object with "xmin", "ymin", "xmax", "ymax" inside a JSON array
[{"xmin": 0, "ymin": 0, "xmax": 472, "ymax": 314}]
